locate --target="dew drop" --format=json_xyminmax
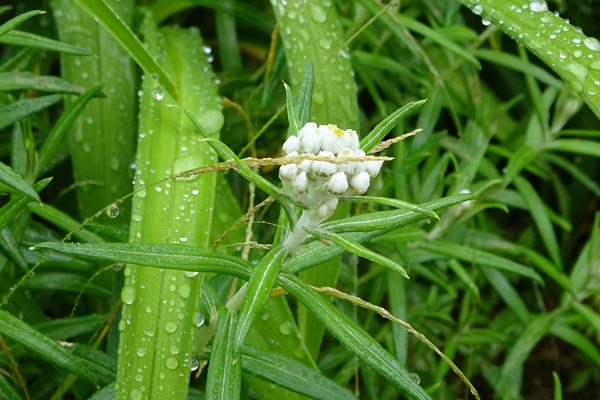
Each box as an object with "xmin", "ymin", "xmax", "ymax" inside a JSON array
[
  {"xmin": 169, "ymin": 345, "xmax": 180, "ymax": 355},
  {"xmin": 130, "ymin": 389, "xmax": 142, "ymax": 400},
  {"xmin": 190, "ymin": 358, "xmax": 199, "ymax": 372},
  {"xmin": 481, "ymin": 17, "xmax": 491, "ymax": 26},
  {"xmin": 583, "ymin": 37, "xmax": 600, "ymax": 52},
  {"xmin": 529, "ymin": 0, "xmax": 548, "ymax": 12},
  {"xmin": 106, "ymin": 203, "xmax": 120, "ymax": 218},
  {"xmin": 178, "ymin": 283, "xmax": 191, "ymax": 299},
  {"xmin": 590, "ymin": 60, "xmax": 600, "ymax": 70},
  {"xmin": 165, "ymin": 322, "xmax": 178, "ymax": 333},
  {"xmin": 152, "ymin": 88, "xmax": 164, "ymax": 101},
  {"xmin": 565, "ymin": 62, "xmax": 588, "ymax": 82},
  {"xmin": 137, "ymin": 347, "xmax": 146, "ymax": 357},
  {"xmin": 309, "ymin": 4, "xmax": 327, "ymax": 23},
  {"xmin": 319, "ymin": 38, "xmax": 331, "ymax": 50},
  {"xmin": 279, "ymin": 321, "xmax": 294, "ymax": 335},
  {"xmin": 121, "ymin": 286, "xmax": 136, "ymax": 305},
  {"xmin": 473, "ymin": 4, "xmax": 483, "ymax": 15},
  {"xmin": 185, "ymin": 271, "xmax": 199, "ymax": 277},
  {"xmin": 132, "ymin": 214, "xmax": 143, "ymax": 222},
  {"xmin": 165, "ymin": 357, "xmax": 179, "ymax": 370},
  {"xmin": 196, "ymin": 312, "xmax": 205, "ymax": 327},
  {"xmin": 409, "ymin": 372, "xmax": 421, "ymax": 384}
]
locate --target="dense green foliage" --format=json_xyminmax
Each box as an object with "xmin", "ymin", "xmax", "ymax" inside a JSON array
[{"xmin": 1, "ymin": 1, "xmax": 599, "ymax": 399}]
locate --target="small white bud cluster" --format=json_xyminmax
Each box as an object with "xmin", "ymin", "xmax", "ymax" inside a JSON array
[{"xmin": 280, "ymin": 123, "xmax": 383, "ymax": 252}]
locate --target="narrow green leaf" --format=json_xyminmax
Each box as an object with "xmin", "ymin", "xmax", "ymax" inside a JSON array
[
  {"xmin": 552, "ymin": 371, "xmax": 563, "ymax": 400},
  {"xmin": 278, "ymin": 273, "xmax": 430, "ymax": 400},
  {"xmin": 324, "ymin": 193, "xmax": 473, "ymax": 233},
  {"xmin": 423, "ymin": 241, "xmax": 544, "ymax": 283},
  {"xmin": 360, "ymin": 100, "xmax": 426, "ymax": 153},
  {"xmin": 36, "ymin": 84, "xmax": 104, "ymax": 177},
  {"xmin": 550, "ymin": 322, "xmax": 600, "ymax": 369},
  {"xmin": 0, "ymin": 374, "xmax": 21, "ymax": 400},
  {"xmin": 572, "ymin": 302, "xmax": 600, "ymax": 335},
  {"xmin": 284, "ymin": 81, "xmax": 300, "ymax": 134},
  {"xmin": 241, "ymin": 346, "xmax": 355, "ymax": 400},
  {"xmin": 514, "ymin": 176, "xmax": 562, "ymax": 269},
  {"xmin": 295, "ymin": 59, "xmax": 314, "ymax": 129},
  {"xmin": 497, "ymin": 313, "xmax": 557, "ymax": 396},
  {"xmin": 0, "ymin": 10, "xmax": 45, "ymax": 38},
  {"xmin": 0, "ymin": 178, "xmax": 51, "ymax": 232},
  {"xmin": 0, "ymin": 72, "xmax": 85, "ymax": 93},
  {"xmin": 234, "ymin": 245, "xmax": 287, "ymax": 353},
  {"xmin": 502, "ymin": 145, "xmax": 539, "ymax": 188},
  {"xmin": 545, "ymin": 139, "xmax": 600, "ymax": 158},
  {"xmin": 480, "ymin": 268, "xmax": 529, "ymax": 324},
  {"xmin": 73, "ymin": 0, "xmax": 179, "ymax": 100},
  {"xmin": 27, "ymin": 202, "xmax": 105, "ymax": 243},
  {"xmin": 206, "ymin": 308, "xmax": 241, "ymax": 400},
  {"xmin": 306, "ymin": 227, "xmax": 409, "ymax": 278},
  {"xmin": 34, "ymin": 242, "xmax": 253, "ymax": 278},
  {"xmin": 0, "ymin": 309, "xmax": 98, "ymax": 386},
  {"xmin": 544, "ymin": 153, "xmax": 600, "ymax": 198},
  {"xmin": 474, "ymin": 48, "xmax": 563, "ymax": 88},
  {"xmin": 0, "ymin": 161, "xmax": 40, "ymax": 201},
  {"xmin": 0, "ymin": 30, "xmax": 93, "ymax": 55},
  {"xmin": 88, "ymin": 383, "xmax": 115, "ymax": 400},
  {"xmin": 0, "ymin": 94, "xmax": 63, "ymax": 130},
  {"xmin": 341, "ymin": 195, "xmax": 438, "ymax": 220}
]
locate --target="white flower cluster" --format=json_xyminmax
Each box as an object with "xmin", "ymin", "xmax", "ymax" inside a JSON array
[{"xmin": 280, "ymin": 123, "xmax": 383, "ymax": 252}]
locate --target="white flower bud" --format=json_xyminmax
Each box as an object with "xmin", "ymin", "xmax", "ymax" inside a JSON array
[
  {"xmin": 350, "ymin": 171, "xmax": 370, "ymax": 194},
  {"xmin": 327, "ymin": 172, "xmax": 348, "ymax": 195},
  {"xmin": 292, "ymin": 171, "xmax": 308, "ymax": 193},
  {"xmin": 299, "ymin": 158, "xmax": 313, "ymax": 172},
  {"xmin": 320, "ymin": 124, "xmax": 345, "ymax": 155},
  {"xmin": 312, "ymin": 151, "xmax": 337, "ymax": 177},
  {"xmin": 282, "ymin": 135, "xmax": 299, "ymax": 155},
  {"xmin": 365, "ymin": 160, "xmax": 383, "ymax": 178},
  {"xmin": 337, "ymin": 148, "xmax": 358, "ymax": 175},
  {"xmin": 279, "ymin": 164, "xmax": 297, "ymax": 181},
  {"xmin": 343, "ymin": 129, "xmax": 360, "ymax": 151},
  {"xmin": 298, "ymin": 122, "xmax": 322, "ymax": 154}
]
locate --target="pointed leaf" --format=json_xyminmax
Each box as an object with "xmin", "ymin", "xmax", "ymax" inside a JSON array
[
  {"xmin": 306, "ymin": 227, "xmax": 408, "ymax": 278},
  {"xmin": 0, "ymin": 10, "xmax": 45, "ymax": 38},
  {"xmin": 0, "ymin": 309, "xmax": 98, "ymax": 386},
  {"xmin": 0, "ymin": 30, "xmax": 93, "ymax": 55},
  {"xmin": 234, "ymin": 245, "xmax": 287, "ymax": 353},
  {"xmin": 0, "ymin": 161, "xmax": 39, "ymax": 201},
  {"xmin": 0, "ymin": 94, "xmax": 63, "ymax": 130},
  {"xmin": 0, "ymin": 178, "xmax": 51, "ymax": 232},
  {"xmin": 206, "ymin": 308, "xmax": 241, "ymax": 400}
]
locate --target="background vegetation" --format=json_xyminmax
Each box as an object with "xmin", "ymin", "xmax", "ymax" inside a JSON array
[{"xmin": 0, "ymin": 0, "xmax": 599, "ymax": 399}]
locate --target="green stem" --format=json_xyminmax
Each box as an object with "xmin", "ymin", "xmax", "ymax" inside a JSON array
[
  {"xmin": 115, "ymin": 18, "xmax": 223, "ymax": 399},
  {"xmin": 270, "ymin": 0, "xmax": 360, "ymax": 362}
]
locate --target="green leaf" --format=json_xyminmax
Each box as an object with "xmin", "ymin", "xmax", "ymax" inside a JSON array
[
  {"xmin": 33, "ymin": 242, "xmax": 253, "ymax": 278},
  {"xmin": 324, "ymin": 193, "xmax": 473, "ymax": 233},
  {"xmin": 206, "ymin": 308, "xmax": 241, "ymax": 400},
  {"xmin": 73, "ymin": 0, "xmax": 178, "ymax": 101},
  {"xmin": 284, "ymin": 81, "xmax": 300, "ymax": 135},
  {"xmin": 88, "ymin": 383, "xmax": 115, "ymax": 400},
  {"xmin": 278, "ymin": 273, "xmax": 430, "ymax": 400},
  {"xmin": 474, "ymin": 48, "xmax": 563, "ymax": 88},
  {"xmin": 514, "ymin": 176, "xmax": 562, "ymax": 269},
  {"xmin": 0, "ymin": 178, "xmax": 51, "ymax": 232},
  {"xmin": 341, "ymin": 195, "xmax": 439, "ymax": 220},
  {"xmin": 0, "ymin": 72, "xmax": 85, "ymax": 93},
  {"xmin": 360, "ymin": 100, "xmax": 427, "ymax": 153},
  {"xmin": 545, "ymin": 139, "xmax": 600, "ymax": 158},
  {"xmin": 572, "ymin": 302, "xmax": 600, "ymax": 335},
  {"xmin": 306, "ymin": 227, "xmax": 409, "ymax": 278},
  {"xmin": 0, "ymin": 161, "xmax": 39, "ymax": 201},
  {"xmin": 552, "ymin": 371, "xmax": 563, "ymax": 400},
  {"xmin": 295, "ymin": 59, "xmax": 314, "ymax": 129},
  {"xmin": 234, "ymin": 245, "xmax": 287, "ymax": 353},
  {"xmin": 423, "ymin": 241, "xmax": 544, "ymax": 283},
  {"xmin": 0, "ymin": 374, "xmax": 21, "ymax": 400},
  {"xmin": 0, "ymin": 30, "xmax": 93, "ymax": 55},
  {"xmin": 0, "ymin": 10, "xmax": 45, "ymax": 38},
  {"xmin": 36, "ymin": 84, "xmax": 104, "ymax": 177},
  {"xmin": 28, "ymin": 202, "xmax": 105, "ymax": 243},
  {"xmin": 0, "ymin": 94, "xmax": 63, "ymax": 130},
  {"xmin": 0, "ymin": 309, "xmax": 98, "ymax": 386},
  {"xmin": 497, "ymin": 313, "xmax": 557, "ymax": 397},
  {"xmin": 241, "ymin": 346, "xmax": 356, "ymax": 400}
]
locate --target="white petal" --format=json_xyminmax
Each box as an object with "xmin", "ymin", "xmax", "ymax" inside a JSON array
[
  {"xmin": 298, "ymin": 122, "xmax": 321, "ymax": 154},
  {"xmin": 365, "ymin": 160, "xmax": 383, "ymax": 178}
]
